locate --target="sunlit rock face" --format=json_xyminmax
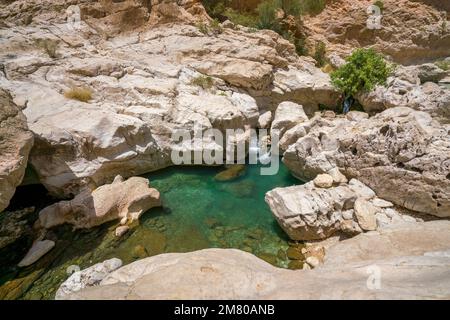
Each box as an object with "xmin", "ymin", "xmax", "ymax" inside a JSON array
[
  {"xmin": 0, "ymin": 0, "xmax": 338, "ymax": 197},
  {"xmin": 282, "ymin": 107, "xmax": 450, "ymax": 218},
  {"xmin": 0, "ymin": 89, "xmax": 34, "ymax": 213}
]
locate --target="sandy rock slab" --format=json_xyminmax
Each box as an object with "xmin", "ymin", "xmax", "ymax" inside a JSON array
[{"xmin": 57, "ymin": 221, "xmax": 450, "ymax": 300}]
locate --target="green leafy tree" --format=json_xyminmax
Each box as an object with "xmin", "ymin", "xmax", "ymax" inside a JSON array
[{"xmin": 331, "ymin": 48, "xmax": 393, "ymax": 97}]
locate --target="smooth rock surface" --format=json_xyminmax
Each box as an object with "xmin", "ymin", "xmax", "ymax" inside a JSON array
[
  {"xmin": 18, "ymin": 240, "xmax": 55, "ymax": 267},
  {"xmin": 37, "ymin": 176, "xmax": 161, "ymax": 229},
  {"xmin": 58, "ymin": 221, "xmax": 450, "ymax": 300}
]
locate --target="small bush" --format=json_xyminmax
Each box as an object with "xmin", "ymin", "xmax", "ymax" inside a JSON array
[
  {"xmin": 197, "ymin": 19, "xmax": 223, "ymax": 35},
  {"xmin": 331, "ymin": 48, "xmax": 393, "ymax": 96},
  {"xmin": 299, "ymin": 0, "xmax": 326, "ymax": 16},
  {"xmin": 280, "ymin": 0, "xmax": 302, "ymax": 17},
  {"xmin": 196, "ymin": 22, "xmax": 209, "ymax": 34},
  {"xmin": 373, "ymin": 0, "xmax": 384, "ymax": 12},
  {"xmin": 210, "ymin": 18, "xmax": 224, "ymax": 34},
  {"xmin": 256, "ymin": 0, "xmax": 281, "ymax": 32},
  {"xmin": 313, "ymin": 41, "xmax": 327, "ymax": 67},
  {"xmin": 223, "ymin": 7, "xmax": 259, "ymax": 28},
  {"xmin": 64, "ymin": 87, "xmax": 93, "ymax": 102},
  {"xmin": 190, "ymin": 76, "xmax": 214, "ymax": 89},
  {"xmin": 36, "ymin": 39, "xmax": 59, "ymax": 58},
  {"xmin": 435, "ymin": 60, "xmax": 450, "ymax": 71}
]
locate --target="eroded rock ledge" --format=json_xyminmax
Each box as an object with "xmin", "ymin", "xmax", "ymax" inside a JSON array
[
  {"xmin": 0, "ymin": 89, "xmax": 34, "ymax": 213},
  {"xmin": 56, "ymin": 221, "xmax": 450, "ymax": 300},
  {"xmin": 282, "ymin": 107, "xmax": 450, "ymax": 217}
]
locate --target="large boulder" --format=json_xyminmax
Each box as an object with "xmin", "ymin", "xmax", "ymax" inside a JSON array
[
  {"xmin": 270, "ymin": 101, "xmax": 308, "ymax": 138},
  {"xmin": 0, "ymin": 89, "xmax": 34, "ymax": 213},
  {"xmin": 57, "ymin": 221, "xmax": 450, "ymax": 300},
  {"xmin": 265, "ymin": 178, "xmax": 419, "ymax": 240},
  {"xmin": 37, "ymin": 176, "xmax": 161, "ymax": 229},
  {"xmin": 357, "ymin": 66, "xmax": 450, "ymax": 120},
  {"xmin": 283, "ymin": 107, "xmax": 450, "ymax": 217}
]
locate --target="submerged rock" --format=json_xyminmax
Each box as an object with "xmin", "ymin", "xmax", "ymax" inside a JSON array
[
  {"xmin": 37, "ymin": 176, "xmax": 161, "ymax": 229},
  {"xmin": 214, "ymin": 165, "xmax": 246, "ymax": 182},
  {"xmin": 18, "ymin": 240, "xmax": 55, "ymax": 267}
]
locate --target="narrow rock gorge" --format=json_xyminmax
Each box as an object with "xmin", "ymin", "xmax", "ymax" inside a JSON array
[{"xmin": 0, "ymin": 0, "xmax": 449, "ymax": 301}]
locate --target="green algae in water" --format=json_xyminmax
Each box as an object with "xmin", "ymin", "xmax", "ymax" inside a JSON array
[{"xmin": 4, "ymin": 163, "xmax": 301, "ymax": 300}]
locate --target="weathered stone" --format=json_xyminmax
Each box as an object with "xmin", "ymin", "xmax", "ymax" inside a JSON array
[
  {"xmin": 265, "ymin": 179, "xmax": 376, "ymax": 240},
  {"xmin": 0, "ymin": 89, "xmax": 34, "ymax": 213},
  {"xmin": 18, "ymin": 240, "xmax": 55, "ymax": 267},
  {"xmin": 354, "ymin": 198, "xmax": 378, "ymax": 231},
  {"xmin": 214, "ymin": 165, "xmax": 246, "ymax": 182},
  {"xmin": 115, "ymin": 226, "xmax": 130, "ymax": 237},
  {"xmin": 55, "ymin": 258, "xmax": 122, "ymax": 300},
  {"xmin": 257, "ymin": 111, "xmax": 272, "ymax": 129},
  {"xmin": 313, "ymin": 174, "xmax": 333, "ymax": 188},
  {"xmin": 37, "ymin": 176, "xmax": 161, "ymax": 229},
  {"xmin": 304, "ymin": 0, "xmax": 450, "ymax": 65},
  {"xmin": 305, "ymin": 256, "xmax": 320, "ymax": 268}
]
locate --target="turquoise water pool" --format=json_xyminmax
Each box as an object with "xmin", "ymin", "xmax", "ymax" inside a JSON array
[{"xmin": 1, "ymin": 163, "xmax": 301, "ymax": 299}]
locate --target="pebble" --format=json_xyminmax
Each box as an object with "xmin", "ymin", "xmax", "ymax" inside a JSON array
[
  {"xmin": 115, "ymin": 226, "xmax": 129, "ymax": 237},
  {"xmin": 306, "ymin": 256, "xmax": 320, "ymax": 268}
]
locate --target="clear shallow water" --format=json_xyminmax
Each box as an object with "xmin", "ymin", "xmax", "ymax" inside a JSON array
[{"xmin": 0, "ymin": 163, "xmax": 301, "ymax": 300}]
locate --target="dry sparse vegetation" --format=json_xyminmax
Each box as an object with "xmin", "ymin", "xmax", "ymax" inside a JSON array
[
  {"xmin": 64, "ymin": 87, "xmax": 93, "ymax": 102},
  {"xmin": 190, "ymin": 75, "xmax": 214, "ymax": 89}
]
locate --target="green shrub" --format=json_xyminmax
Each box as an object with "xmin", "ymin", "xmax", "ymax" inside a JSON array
[
  {"xmin": 435, "ymin": 60, "xmax": 450, "ymax": 71},
  {"xmin": 313, "ymin": 41, "xmax": 327, "ymax": 67},
  {"xmin": 223, "ymin": 7, "xmax": 259, "ymax": 28},
  {"xmin": 190, "ymin": 75, "xmax": 214, "ymax": 89},
  {"xmin": 299, "ymin": 0, "xmax": 326, "ymax": 16},
  {"xmin": 64, "ymin": 87, "xmax": 93, "ymax": 102},
  {"xmin": 196, "ymin": 19, "xmax": 223, "ymax": 35},
  {"xmin": 256, "ymin": 0, "xmax": 281, "ymax": 32},
  {"xmin": 196, "ymin": 21, "xmax": 209, "ymax": 34},
  {"xmin": 331, "ymin": 48, "xmax": 393, "ymax": 96},
  {"xmin": 210, "ymin": 18, "xmax": 224, "ymax": 34},
  {"xmin": 280, "ymin": 0, "xmax": 301, "ymax": 16},
  {"xmin": 373, "ymin": 0, "xmax": 384, "ymax": 12}
]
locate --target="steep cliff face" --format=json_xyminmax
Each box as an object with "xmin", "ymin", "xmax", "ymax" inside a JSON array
[
  {"xmin": 0, "ymin": 90, "xmax": 34, "ymax": 213},
  {"xmin": 303, "ymin": 0, "xmax": 449, "ymax": 64}
]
